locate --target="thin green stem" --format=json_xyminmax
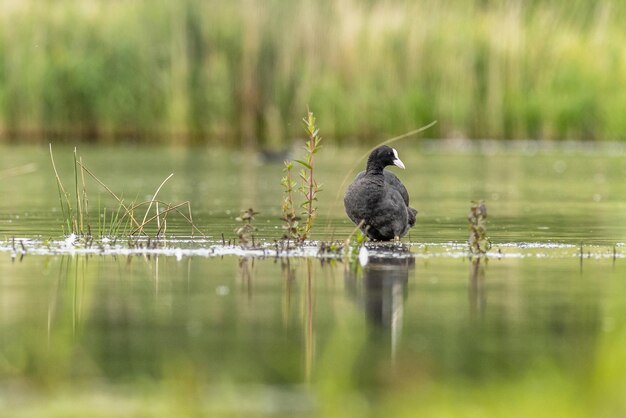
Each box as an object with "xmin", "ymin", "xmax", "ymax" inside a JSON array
[{"xmin": 49, "ymin": 144, "xmax": 73, "ymax": 235}]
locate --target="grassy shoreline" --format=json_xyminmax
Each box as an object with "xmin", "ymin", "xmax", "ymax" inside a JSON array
[{"xmin": 1, "ymin": 0, "xmax": 625, "ymax": 145}]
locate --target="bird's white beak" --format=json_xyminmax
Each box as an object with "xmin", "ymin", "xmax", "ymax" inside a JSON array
[{"xmin": 392, "ymin": 148, "xmax": 405, "ymax": 169}]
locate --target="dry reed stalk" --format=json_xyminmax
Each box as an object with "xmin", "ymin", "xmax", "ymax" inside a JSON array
[{"xmin": 139, "ymin": 173, "xmax": 174, "ymax": 235}]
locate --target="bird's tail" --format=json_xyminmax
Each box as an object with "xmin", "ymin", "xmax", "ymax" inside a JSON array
[{"xmin": 408, "ymin": 207, "xmax": 418, "ymax": 227}]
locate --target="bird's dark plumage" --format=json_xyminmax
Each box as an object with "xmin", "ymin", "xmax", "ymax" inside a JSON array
[{"xmin": 344, "ymin": 146, "xmax": 417, "ymax": 241}]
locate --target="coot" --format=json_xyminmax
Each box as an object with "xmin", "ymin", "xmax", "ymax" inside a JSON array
[{"xmin": 343, "ymin": 146, "xmax": 417, "ymax": 241}]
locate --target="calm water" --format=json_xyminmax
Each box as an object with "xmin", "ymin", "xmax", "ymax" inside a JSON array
[{"xmin": 1, "ymin": 142, "xmax": 626, "ymax": 417}]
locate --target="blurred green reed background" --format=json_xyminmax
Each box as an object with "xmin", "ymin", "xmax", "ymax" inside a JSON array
[{"xmin": 1, "ymin": 0, "xmax": 625, "ymax": 146}]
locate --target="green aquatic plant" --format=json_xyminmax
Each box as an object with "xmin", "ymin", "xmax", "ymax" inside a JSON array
[
  {"xmin": 235, "ymin": 208, "xmax": 259, "ymax": 248},
  {"xmin": 296, "ymin": 109, "xmax": 323, "ymax": 241},
  {"xmin": 279, "ymin": 109, "xmax": 323, "ymax": 243},
  {"xmin": 50, "ymin": 145, "xmax": 91, "ymax": 236},
  {"xmin": 317, "ymin": 220, "xmax": 368, "ymax": 262},
  {"xmin": 343, "ymin": 226, "xmax": 369, "ymax": 264},
  {"xmin": 468, "ymin": 200, "xmax": 491, "ymax": 255},
  {"xmin": 98, "ymin": 199, "xmax": 130, "ymax": 239},
  {"xmin": 280, "ymin": 161, "xmax": 300, "ymax": 240},
  {"xmin": 49, "ymin": 145, "xmax": 203, "ymax": 240}
]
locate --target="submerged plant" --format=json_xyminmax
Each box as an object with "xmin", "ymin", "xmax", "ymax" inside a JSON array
[
  {"xmin": 235, "ymin": 208, "xmax": 259, "ymax": 248},
  {"xmin": 468, "ymin": 200, "xmax": 491, "ymax": 255}
]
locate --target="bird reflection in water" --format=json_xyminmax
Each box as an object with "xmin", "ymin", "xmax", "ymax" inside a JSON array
[{"xmin": 345, "ymin": 249, "xmax": 414, "ymax": 360}]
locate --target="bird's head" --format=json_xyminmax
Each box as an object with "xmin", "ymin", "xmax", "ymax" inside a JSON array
[{"xmin": 368, "ymin": 145, "xmax": 405, "ymax": 170}]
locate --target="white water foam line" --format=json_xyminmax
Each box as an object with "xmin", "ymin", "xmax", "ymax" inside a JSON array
[{"xmin": 0, "ymin": 238, "xmax": 624, "ymax": 260}]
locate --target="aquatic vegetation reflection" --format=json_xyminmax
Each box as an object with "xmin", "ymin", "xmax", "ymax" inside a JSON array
[
  {"xmin": 1, "ymin": 247, "xmax": 625, "ymax": 416},
  {"xmin": 468, "ymin": 257, "xmax": 486, "ymax": 320}
]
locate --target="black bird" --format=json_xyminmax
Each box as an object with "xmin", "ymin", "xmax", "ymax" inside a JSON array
[{"xmin": 343, "ymin": 146, "xmax": 417, "ymax": 241}]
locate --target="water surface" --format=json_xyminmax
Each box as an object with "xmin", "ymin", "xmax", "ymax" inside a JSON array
[{"xmin": 1, "ymin": 142, "xmax": 626, "ymax": 417}]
